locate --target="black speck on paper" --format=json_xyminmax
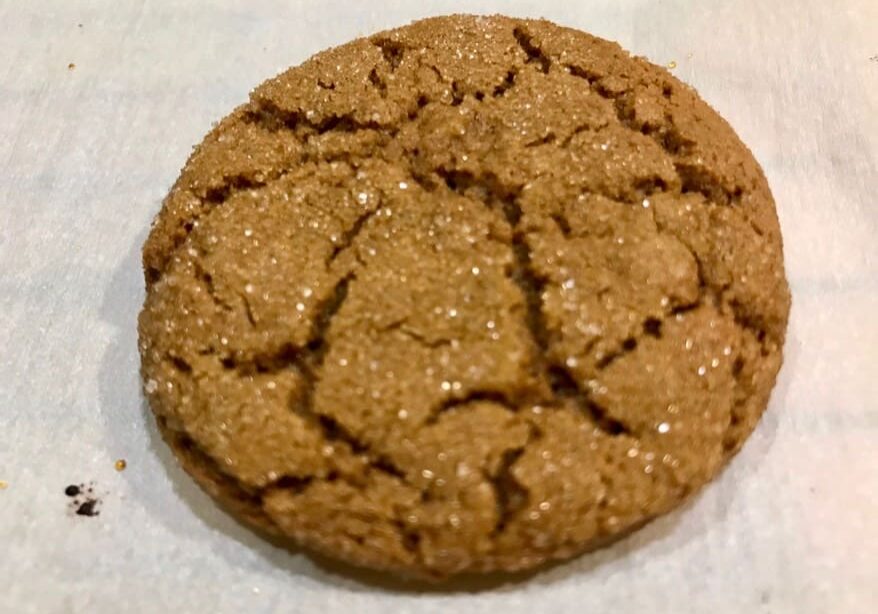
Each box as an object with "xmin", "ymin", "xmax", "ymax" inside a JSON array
[
  {"xmin": 75, "ymin": 499, "xmax": 100, "ymax": 516},
  {"xmin": 65, "ymin": 482, "xmax": 102, "ymax": 517}
]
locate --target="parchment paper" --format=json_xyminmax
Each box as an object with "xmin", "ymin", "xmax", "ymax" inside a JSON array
[{"xmin": 1, "ymin": 1, "xmax": 876, "ymax": 612}]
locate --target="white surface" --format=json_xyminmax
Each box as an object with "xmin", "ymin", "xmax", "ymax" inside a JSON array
[{"xmin": 1, "ymin": 1, "xmax": 876, "ymax": 612}]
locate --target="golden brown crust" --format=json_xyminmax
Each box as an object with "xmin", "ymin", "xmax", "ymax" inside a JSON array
[{"xmin": 139, "ymin": 14, "xmax": 790, "ymax": 579}]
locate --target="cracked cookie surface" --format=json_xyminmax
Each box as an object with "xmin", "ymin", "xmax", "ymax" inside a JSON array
[{"xmin": 138, "ymin": 14, "xmax": 790, "ymax": 579}]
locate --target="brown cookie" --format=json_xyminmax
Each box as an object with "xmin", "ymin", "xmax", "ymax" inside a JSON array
[{"xmin": 138, "ymin": 14, "xmax": 790, "ymax": 579}]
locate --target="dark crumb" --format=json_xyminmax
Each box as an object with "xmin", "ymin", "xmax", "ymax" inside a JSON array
[
  {"xmin": 66, "ymin": 481, "xmax": 102, "ymax": 517},
  {"xmin": 76, "ymin": 499, "xmax": 100, "ymax": 517},
  {"xmin": 68, "ymin": 63, "xmax": 76, "ymax": 70}
]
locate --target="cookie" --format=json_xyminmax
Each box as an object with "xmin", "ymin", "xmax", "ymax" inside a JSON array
[{"xmin": 138, "ymin": 14, "xmax": 790, "ymax": 579}]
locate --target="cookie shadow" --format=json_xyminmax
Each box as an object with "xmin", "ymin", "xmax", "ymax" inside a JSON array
[{"xmin": 97, "ymin": 221, "xmax": 788, "ymax": 594}]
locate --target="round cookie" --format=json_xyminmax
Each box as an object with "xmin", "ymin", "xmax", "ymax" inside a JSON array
[{"xmin": 139, "ymin": 14, "xmax": 790, "ymax": 579}]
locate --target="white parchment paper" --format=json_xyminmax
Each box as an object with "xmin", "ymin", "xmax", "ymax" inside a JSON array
[{"xmin": 1, "ymin": 1, "xmax": 876, "ymax": 612}]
